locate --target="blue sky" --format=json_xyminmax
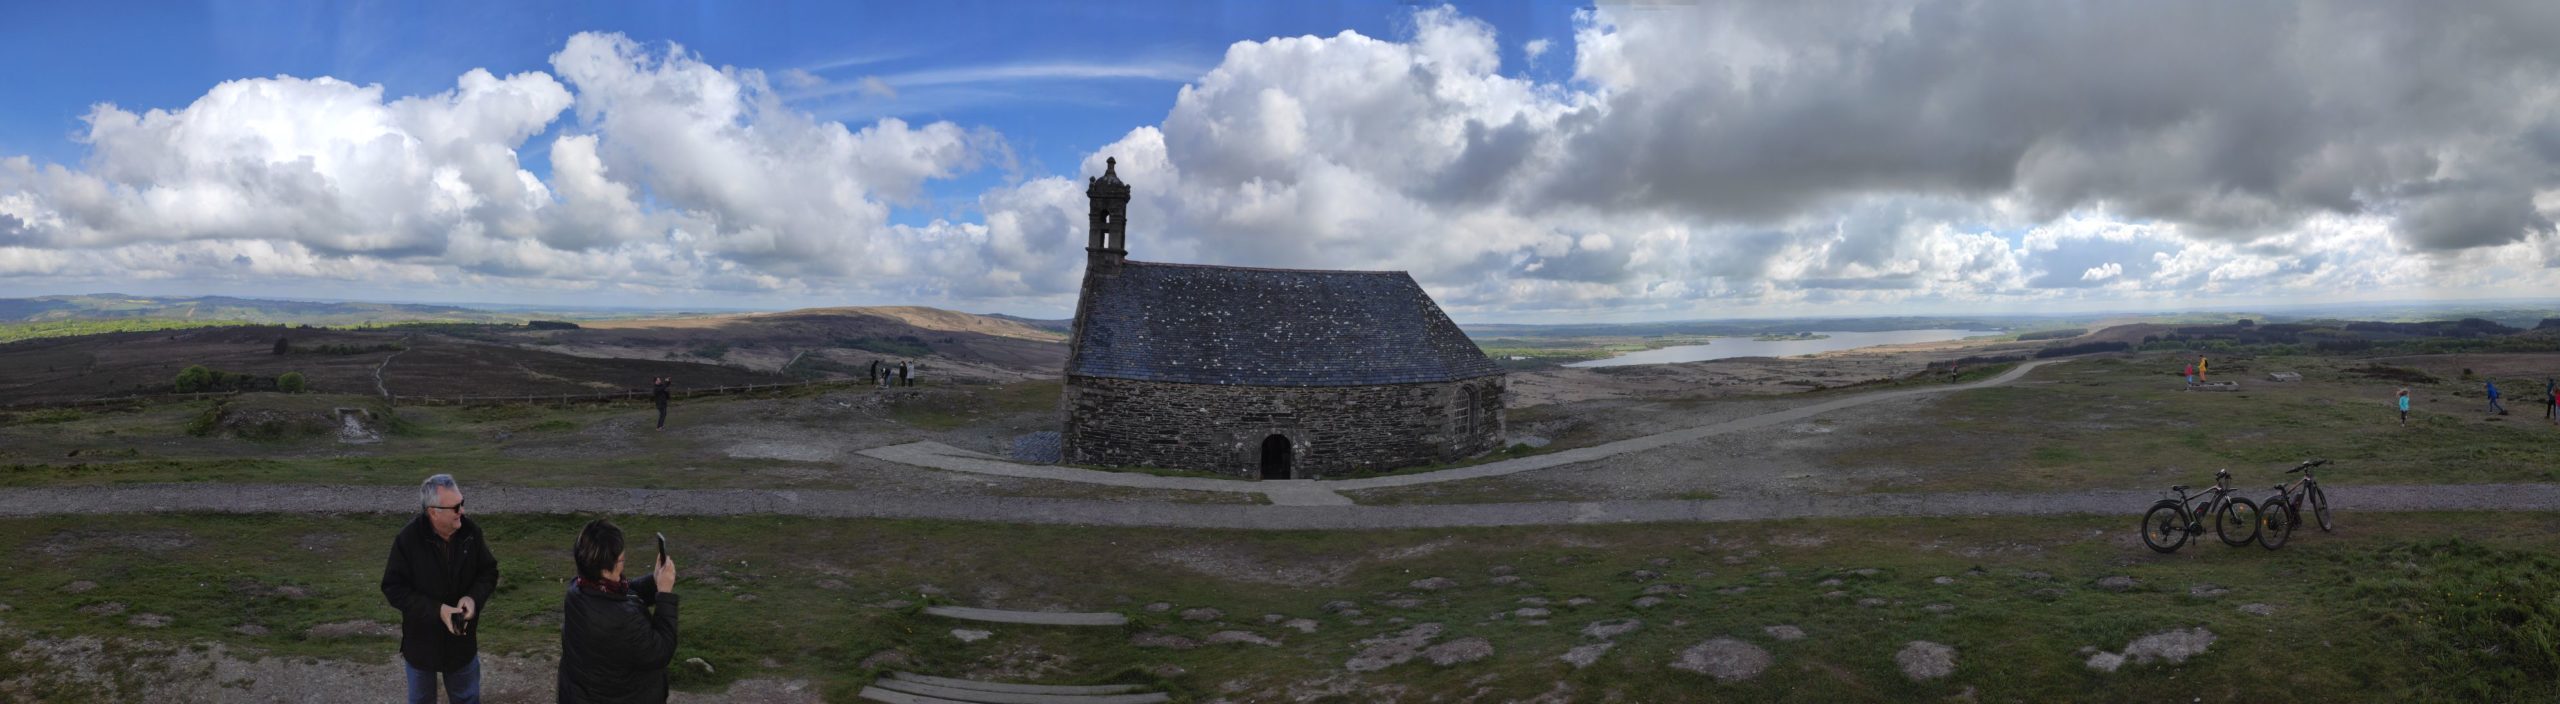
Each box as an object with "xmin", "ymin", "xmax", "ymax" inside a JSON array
[
  {"xmin": 0, "ymin": 2, "xmax": 2554, "ymax": 321},
  {"xmin": 0, "ymin": 1, "xmax": 1582, "ymax": 230}
]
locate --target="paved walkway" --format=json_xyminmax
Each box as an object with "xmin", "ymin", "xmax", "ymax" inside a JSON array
[
  {"xmin": 1, "ymin": 482, "xmax": 2550, "ymax": 529},
  {"xmin": 860, "ymin": 359, "xmax": 2067, "ymax": 505}
]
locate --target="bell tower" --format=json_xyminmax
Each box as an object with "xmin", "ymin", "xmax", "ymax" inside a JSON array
[{"xmin": 1085, "ymin": 157, "xmax": 1129, "ymax": 272}]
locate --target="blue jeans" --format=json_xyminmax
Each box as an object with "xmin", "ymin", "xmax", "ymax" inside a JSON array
[{"xmin": 405, "ymin": 656, "xmax": 481, "ymax": 704}]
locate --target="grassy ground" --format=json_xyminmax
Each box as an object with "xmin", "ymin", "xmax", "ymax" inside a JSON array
[
  {"xmin": 2, "ymin": 512, "xmax": 2553, "ymax": 701},
  {"xmin": 1840, "ymin": 353, "xmax": 2560, "ymax": 494}
]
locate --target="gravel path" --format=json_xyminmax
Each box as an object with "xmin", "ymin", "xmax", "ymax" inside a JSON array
[{"xmin": 1, "ymin": 481, "xmax": 2550, "ymax": 529}]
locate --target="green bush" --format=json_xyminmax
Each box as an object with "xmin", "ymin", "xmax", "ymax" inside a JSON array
[
  {"xmin": 174, "ymin": 365, "xmax": 216, "ymax": 393},
  {"xmin": 277, "ymin": 372, "xmax": 307, "ymax": 394}
]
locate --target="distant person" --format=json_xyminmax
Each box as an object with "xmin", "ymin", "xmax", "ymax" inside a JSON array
[
  {"xmin": 2197, "ymin": 355, "xmax": 2209, "ymax": 383},
  {"xmin": 2485, "ymin": 379, "xmax": 2504, "ymax": 414},
  {"xmin": 868, "ymin": 360, "xmax": 880, "ymax": 384},
  {"xmin": 2184, "ymin": 362, "xmax": 2195, "ymax": 385},
  {"xmin": 909, "ymin": 361, "xmax": 922, "ymax": 387},
  {"xmin": 2546, "ymin": 377, "xmax": 2556, "ymax": 424},
  {"xmin": 650, "ymin": 376, "xmax": 672, "ymax": 431},
  {"xmin": 558, "ymin": 519, "xmax": 679, "ymax": 704},
  {"xmin": 1948, "ymin": 362, "xmax": 1960, "ymax": 383},
  {"xmin": 2397, "ymin": 387, "xmax": 2411, "ymax": 426},
  {"xmin": 382, "ymin": 474, "xmax": 499, "ymax": 704},
  {"xmin": 899, "ymin": 361, "xmax": 912, "ymax": 387}
]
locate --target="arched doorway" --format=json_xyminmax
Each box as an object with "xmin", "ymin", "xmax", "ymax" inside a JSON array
[{"xmin": 1259, "ymin": 434, "xmax": 1293, "ymax": 479}]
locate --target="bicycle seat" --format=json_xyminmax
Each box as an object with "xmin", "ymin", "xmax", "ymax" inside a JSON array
[
  {"xmin": 2274, "ymin": 485, "xmax": 2287, "ymax": 491},
  {"xmin": 2170, "ymin": 484, "xmax": 2189, "ymax": 492}
]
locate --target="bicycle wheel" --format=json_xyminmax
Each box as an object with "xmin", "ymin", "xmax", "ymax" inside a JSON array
[
  {"xmin": 2309, "ymin": 485, "xmax": 2332, "ymax": 532},
  {"xmin": 2141, "ymin": 502, "xmax": 2189, "ymax": 554},
  {"xmin": 2215, "ymin": 497, "xmax": 2261, "ymax": 547},
  {"xmin": 2257, "ymin": 496, "xmax": 2293, "ymax": 550}
]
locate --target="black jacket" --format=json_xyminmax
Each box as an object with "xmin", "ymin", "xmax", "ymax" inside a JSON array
[
  {"xmin": 380, "ymin": 513, "xmax": 500, "ymax": 673},
  {"xmin": 650, "ymin": 381, "xmax": 670, "ymax": 405},
  {"xmin": 557, "ymin": 574, "xmax": 680, "ymax": 703}
]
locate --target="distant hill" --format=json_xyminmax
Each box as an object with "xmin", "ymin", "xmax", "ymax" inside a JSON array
[
  {"xmin": 0, "ymin": 294, "xmax": 510, "ymax": 326},
  {"xmin": 978, "ymin": 313, "xmax": 1075, "ymax": 334}
]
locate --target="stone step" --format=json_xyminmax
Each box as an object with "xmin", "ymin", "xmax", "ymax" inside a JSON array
[
  {"xmin": 921, "ymin": 605, "xmax": 1129, "ymax": 626},
  {"xmin": 867, "ymin": 677, "xmax": 1168, "ymax": 704},
  {"xmin": 887, "ymin": 672, "xmax": 1151, "ymax": 695}
]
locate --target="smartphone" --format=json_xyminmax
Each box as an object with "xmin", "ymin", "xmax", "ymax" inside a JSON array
[
  {"xmin": 450, "ymin": 610, "xmax": 470, "ymax": 636},
  {"xmin": 656, "ymin": 532, "xmax": 669, "ymax": 565}
]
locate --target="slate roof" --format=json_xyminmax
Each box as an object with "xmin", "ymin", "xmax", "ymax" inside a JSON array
[{"xmin": 1069, "ymin": 260, "xmax": 1503, "ymax": 387}]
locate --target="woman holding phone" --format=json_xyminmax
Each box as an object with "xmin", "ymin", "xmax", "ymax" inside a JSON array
[{"xmin": 558, "ymin": 519, "xmax": 679, "ymax": 703}]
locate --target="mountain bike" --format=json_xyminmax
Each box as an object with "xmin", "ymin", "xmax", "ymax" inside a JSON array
[
  {"xmin": 2257, "ymin": 459, "xmax": 2332, "ymax": 550},
  {"xmin": 2140, "ymin": 469, "xmax": 2261, "ymax": 553}
]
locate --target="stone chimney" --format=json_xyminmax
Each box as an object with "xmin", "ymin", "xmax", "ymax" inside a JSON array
[{"xmin": 1085, "ymin": 156, "xmax": 1129, "ymax": 274}]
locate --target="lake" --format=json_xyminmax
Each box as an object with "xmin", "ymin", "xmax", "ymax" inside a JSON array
[{"xmin": 1564, "ymin": 329, "xmax": 2000, "ymax": 368}]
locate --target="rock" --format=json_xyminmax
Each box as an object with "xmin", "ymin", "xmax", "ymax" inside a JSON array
[
  {"xmin": 815, "ymin": 579, "xmax": 848, "ymax": 591},
  {"xmin": 1632, "ymin": 596, "xmax": 1665, "ymax": 608},
  {"xmin": 2017, "ymin": 571, "xmax": 2052, "ymax": 581},
  {"xmin": 1488, "ymin": 565, "xmax": 1516, "ymax": 576},
  {"xmin": 1321, "ymin": 600, "xmax": 1358, "ymax": 613},
  {"xmin": 1144, "ymin": 602, "xmax": 1173, "ymax": 613},
  {"xmin": 232, "ymin": 623, "xmax": 269, "ymax": 637},
  {"xmin": 128, "ymin": 613, "xmax": 171, "ymax": 628},
  {"xmin": 2095, "ymin": 576, "xmax": 2140, "ymax": 592},
  {"xmin": 1518, "ymin": 596, "xmax": 1552, "ymax": 606},
  {"xmin": 1822, "ymin": 591, "xmax": 1847, "ymax": 599},
  {"xmin": 2238, "ymin": 603, "xmax": 2278, "ymax": 617},
  {"xmin": 950, "ymin": 629, "xmax": 992, "ymax": 643},
  {"xmin": 1205, "ymin": 630, "xmax": 1281, "ymax": 647},
  {"xmin": 1130, "ymin": 632, "xmax": 1201, "ymax": 649},
  {"xmin": 1671, "ymin": 638, "xmax": 1773, "ymax": 683},
  {"xmin": 1857, "ymin": 598, "xmax": 1888, "ymax": 608},
  {"xmin": 1896, "ymin": 641, "xmax": 1958, "ymax": 681},
  {"xmin": 1691, "ymin": 569, "xmax": 1719, "ymax": 580},
  {"xmin": 1849, "ymin": 568, "xmax": 1880, "ymax": 577},
  {"xmin": 1179, "ymin": 607, "xmax": 1224, "ymax": 622},
  {"xmin": 1816, "ymin": 578, "xmax": 1844, "ymax": 587},
  {"xmin": 2188, "ymin": 583, "xmax": 2230, "ymax": 599},
  {"xmin": 1489, "ymin": 575, "xmax": 1522, "ymax": 586},
  {"xmin": 1763, "ymin": 625, "xmax": 1805, "ymax": 642},
  {"xmin": 1648, "ymin": 557, "xmax": 1673, "ymax": 567},
  {"xmin": 1262, "ymin": 613, "xmax": 1285, "ymax": 623},
  {"xmin": 1924, "ymin": 603, "xmax": 1955, "ymax": 614},
  {"xmin": 684, "ymin": 657, "xmax": 715, "ymax": 674},
  {"xmin": 1932, "ymin": 576, "xmax": 1956, "ymax": 585},
  {"xmin": 1338, "ymin": 609, "xmax": 1364, "ymax": 618},
  {"xmin": 1283, "ymin": 618, "xmax": 1320, "ymax": 633},
  {"xmin": 1629, "ymin": 570, "xmax": 1661, "ymax": 581},
  {"xmin": 1582, "ymin": 619, "xmax": 1642, "ymax": 641},
  {"xmin": 1423, "ymin": 637, "xmax": 1494, "ymax": 666},
  {"xmin": 1515, "ymin": 435, "xmax": 1552, "ymax": 449},
  {"xmin": 78, "ymin": 602, "xmax": 125, "ymax": 616},
  {"xmin": 1346, "ymin": 623, "xmax": 1445, "ymax": 672},
  {"xmin": 1149, "ymin": 664, "xmax": 1187, "ymax": 678},
  {"xmin": 1720, "ymin": 586, "xmax": 1752, "ymax": 595},
  {"xmin": 2085, "ymin": 651, "xmax": 2127, "ymax": 673},
  {"xmin": 1756, "ymin": 569, "xmax": 1786, "ymax": 580},
  {"xmin": 1409, "ymin": 577, "xmax": 1459, "ymax": 591},
  {"xmin": 1558, "ymin": 642, "xmax": 1615, "ymax": 669},
  {"xmin": 2120, "ymin": 627, "xmax": 2216, "ymax": 666},
  {"xmin": 1515, "ymin": 608, "xmax": 1552, "ymax": 618},
  {"xmin": 876, "ymin": 599, "xmax": 913, "ymax": 610},
  {"xmin": 1564, "ymin": 597, "xmax": 1596, "ymax": 607},
  {"xmin": 1381, "ymin": 598, "xmax": 1424, "ymax": 609},
  {"xmin": 63, "ymin": 580, "xmax": 97, "ymax": 594},
  {"xmin": 1643, "ymin": 584, "xmax": 1680, "ymax": 595}
]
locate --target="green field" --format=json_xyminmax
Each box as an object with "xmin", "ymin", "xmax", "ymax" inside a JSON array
[{"xmin": 1, "ymin": 512, "xmax": 2553, "ymax": 701}]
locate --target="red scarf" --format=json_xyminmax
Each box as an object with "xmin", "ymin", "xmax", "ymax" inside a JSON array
[{"xmin": 574, "ymin": 576, "xmax": 628, "ymax": 596}]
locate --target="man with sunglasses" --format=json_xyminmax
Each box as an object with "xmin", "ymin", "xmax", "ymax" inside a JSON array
[{"xmin": 381, "ymin": 474, "xmax": 501, "ymax": 703}]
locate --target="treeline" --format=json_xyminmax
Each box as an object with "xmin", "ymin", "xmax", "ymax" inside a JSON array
[
  {"xmin": 2014, "ymin": 328, "xmax": 2087, "ymax": 341},
  {"xmin": 174, "ymin": 365, "xmax": 308, "ymax": 393}
]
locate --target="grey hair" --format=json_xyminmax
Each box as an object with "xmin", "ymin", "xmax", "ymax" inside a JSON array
[{"xmin": 419, "ymin": 474, "xmax": 460, "ymax": 509}]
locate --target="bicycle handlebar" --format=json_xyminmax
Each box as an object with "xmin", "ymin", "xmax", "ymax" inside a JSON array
[{"xmin": 2285, "ymin": 458, "xmax": 2330, "ymax": 474}]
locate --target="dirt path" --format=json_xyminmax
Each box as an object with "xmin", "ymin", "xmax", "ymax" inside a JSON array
[
  {"xmin": 0, "ymin": 481, "xmax": 2550, "ymax": 529},
  {"xmin": 372, "ymin": 334, "xmax": 412, "ymax": 399}
]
